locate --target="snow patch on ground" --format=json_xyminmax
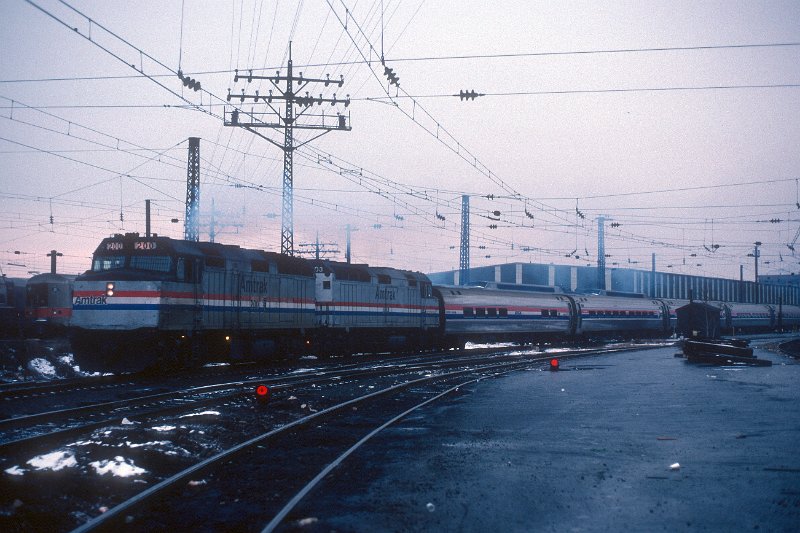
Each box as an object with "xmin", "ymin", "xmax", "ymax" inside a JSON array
[
  {"xmin": 67, "ymin": 439, "xmax": 104, "ymax": 447},
  {"xmin": 90, "ymin": 456, "xmax": 146, "ymax": 477},
  {"xmin": 27, "ymin": 450, "xmax": 77, "ymax": 471},
  {"xmin": 151, "ymin": 425, "xmax": 176, "ymax": 432},
  {"xmin": 289, "ymin": 368, "xmax": 318, "ymax": 375},
  {"xmin": 179, "ymin": 410, "xmax": 221, "ymax": 418},
  {"xmin": 5, "ymin": 465, "xmax": 25, "ymax": 476},
  {"xmin": 27, "ymin": 358, "xmax": 57, "ymax": 378},
  {"xmin": 464, "ymin": 342, "xmax": 518, "ymax": 350},
  {"xmin": 125, "ymin": 440, "xmax": 170, "ymax": 449}
]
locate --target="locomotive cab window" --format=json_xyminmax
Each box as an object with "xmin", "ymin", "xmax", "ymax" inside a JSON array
[
  {"xmin": 92, "ymin": 255, "xmax": 125, "ymax": 272},
  {"xmin": 377, "ymin": 274, "xmax": 391, "ymax": 284}
]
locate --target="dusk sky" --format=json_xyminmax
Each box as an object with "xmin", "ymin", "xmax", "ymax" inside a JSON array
[{"xmin": 1, "ymin": 1, "xmax": 799, "ymax": 281}]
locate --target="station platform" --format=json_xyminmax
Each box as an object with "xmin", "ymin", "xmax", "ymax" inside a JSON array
[{"xmin": 293, "ymin": 340, "xmax": 800, "ymax": 532}]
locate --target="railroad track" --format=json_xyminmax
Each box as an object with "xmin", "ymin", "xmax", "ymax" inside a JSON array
[
  {"xmin": 71, "ymin": 356, "xmax": 553, "ymax": 533},
  {"xmin": 0, "ymin": 342, "xmax": 667, "ymax": 532},
  {"xmin": 0, "ymin": 345, "xmax": 578, "ymax": 452}
]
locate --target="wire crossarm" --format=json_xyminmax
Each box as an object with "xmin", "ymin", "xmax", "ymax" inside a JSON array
[{"xmin": 222, "ymin": 44, "xmax": 351, "ymax": 256}]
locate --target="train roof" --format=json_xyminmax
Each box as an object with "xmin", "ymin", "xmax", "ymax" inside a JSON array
[
  {"xmin": 90, "ymin": 234, "xmax": 433, "ymax": 281},
  {"xmin": 91, "ymin": 233, "xmax": 314, "ymax": 276},
  {"xmin": 26, "ymin": 273, "xmax": 75, "ymax": 285},
  {"xmin": 309, "ymin": 259, "xmax": 432, "ymax": 285},
  {"xmin": 465, "ymin": 281, "xmax": 563, "ymax": 293},
  {"xmin": 577, "ymin": 289, "xmax": 646, "ymax": 298}
]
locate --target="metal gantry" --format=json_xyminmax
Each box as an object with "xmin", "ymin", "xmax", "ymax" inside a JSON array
[
  {"xmin": 597, "ymin": 215, "xmax": 606, "ymax": 290},
  {"xmin": 184, "ymin": 137, "xmax": 201, "ymax": 242},
  {"xmin": 224, "ymin": 43, "xmax": 351, "ymax": 255},
  {"xmin": 460, "ymin": 195, "xmax": 470, "ymax": 285}
]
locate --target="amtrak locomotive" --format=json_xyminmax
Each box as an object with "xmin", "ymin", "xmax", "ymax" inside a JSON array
[
  {"xmin": 70, "ymin": 233, "xmax": 439, "ymax": 371},
  {"xmin": 69, "ymin": 233, "xmax": 800, "ymax": 373}
]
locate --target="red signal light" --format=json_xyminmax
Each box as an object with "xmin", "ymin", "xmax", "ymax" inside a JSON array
[
  {"xmin": 549, "ymin": 358, "xmax": 559, "ymax": 371},
  {"xmin": 255, "ymin": 385, "xmax": 270, "ymax": 402}
]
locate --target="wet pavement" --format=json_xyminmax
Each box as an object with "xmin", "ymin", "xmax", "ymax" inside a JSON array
[{"xmin": 292, "ymin": 342, "xmax": 800, "ymax": 532}]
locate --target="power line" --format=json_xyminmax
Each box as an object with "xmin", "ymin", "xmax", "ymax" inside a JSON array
[
  {"xmin": 361, "ymin": 83, "xmax": 800, "ymax": 102},
  {"xmin": 7, "ymin": 40, "xmax": 795, "ymax": 82},
  {"xmin": 539, "ymin": 176, "xmax": 800, "ymax": 201}
]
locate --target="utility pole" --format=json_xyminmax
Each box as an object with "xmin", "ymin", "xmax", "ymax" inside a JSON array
[
  {"xmin": 460, "ymin": 195, "xmax": 470, "ymax": 285},
  {"xmin": 597, "ymin": 216, "xmax": 606, "ymax": 290},
  {"xmin": 47, "ymin": 249, "xmax": 62, "ymax": 275},
  {"xmin": 145, "ymin": 199, "xmax": 151, "ymax": 237},
  {"xmin": 753, "ymin": 241, "xmax": 762, "ymax": 283},
  {"xmin": 296, "ymin": 232, "xmax": 339, "ymax": 259},
  {"xmin": 184, "ymin": 137, "xmax": 200, "ymax": 242},
  {"xmin": 651, "ymin": 253, "xmax": 656, "ymax": 297},
  {"xmin": 201, "ymin": 198, "xmax": 244, "ymax": 243},
  {"xmin": 224, "ymin": 43, "xmax": 351, "ymax": 255},
  {"xmin": 739, "ymin": 264, "xmax": 744, "ymax": 302},
  {"xmin": 753, "ymin": 241, "xmax": 762, "ymax": 304},
  {"xmin": 346, "ymin": 224, "xmax": 352, "ymax": 264}
]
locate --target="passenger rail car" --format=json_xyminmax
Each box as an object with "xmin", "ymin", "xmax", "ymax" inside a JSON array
[
  {"xmin": 436, "ymin": 283, "xmax": 574, "ymax": 346},
  {"xmin": 24, "ymin": 273, "xmax": 73, "ymax": 336},
  {"xmin": 777, "ymin": 304, "xmax": 800, "ymax": 330},
  {"xmin": 718, "ymin": 302, "xmax": 775, "ymax": 333},
  {"xmin": 437, "ymin": 284, "xmax": 673, "ymax": 346},
  {"xmin": 572, "ymin": 294, "xmax": 668, "ymax": 337},
  {"xmin": 0, "ymin": 276, "xmax": 24, "ymax": 337}
]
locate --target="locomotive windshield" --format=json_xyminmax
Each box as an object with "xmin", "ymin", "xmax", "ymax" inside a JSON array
[
  {"xmin": 91, "ymin": 254, "xmax": 173, "ymax": 273},
  {"xmin": 92, "ymin": 255, "xmax": 125, "ymax": 272}
]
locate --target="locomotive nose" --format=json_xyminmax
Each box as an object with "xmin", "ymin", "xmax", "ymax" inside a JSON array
[{"xmin": 106, "ymin": 282, "xmax": 115, "ymax": 297}]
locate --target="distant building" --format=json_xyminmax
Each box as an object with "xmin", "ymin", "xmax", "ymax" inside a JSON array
[
  {"xmin": 428, "ymin": 262, "xmax": 800, "ymax": 306},
  {"xmin": 759, "ymin": 274, "xmax": 800, "ymax": 289}
]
